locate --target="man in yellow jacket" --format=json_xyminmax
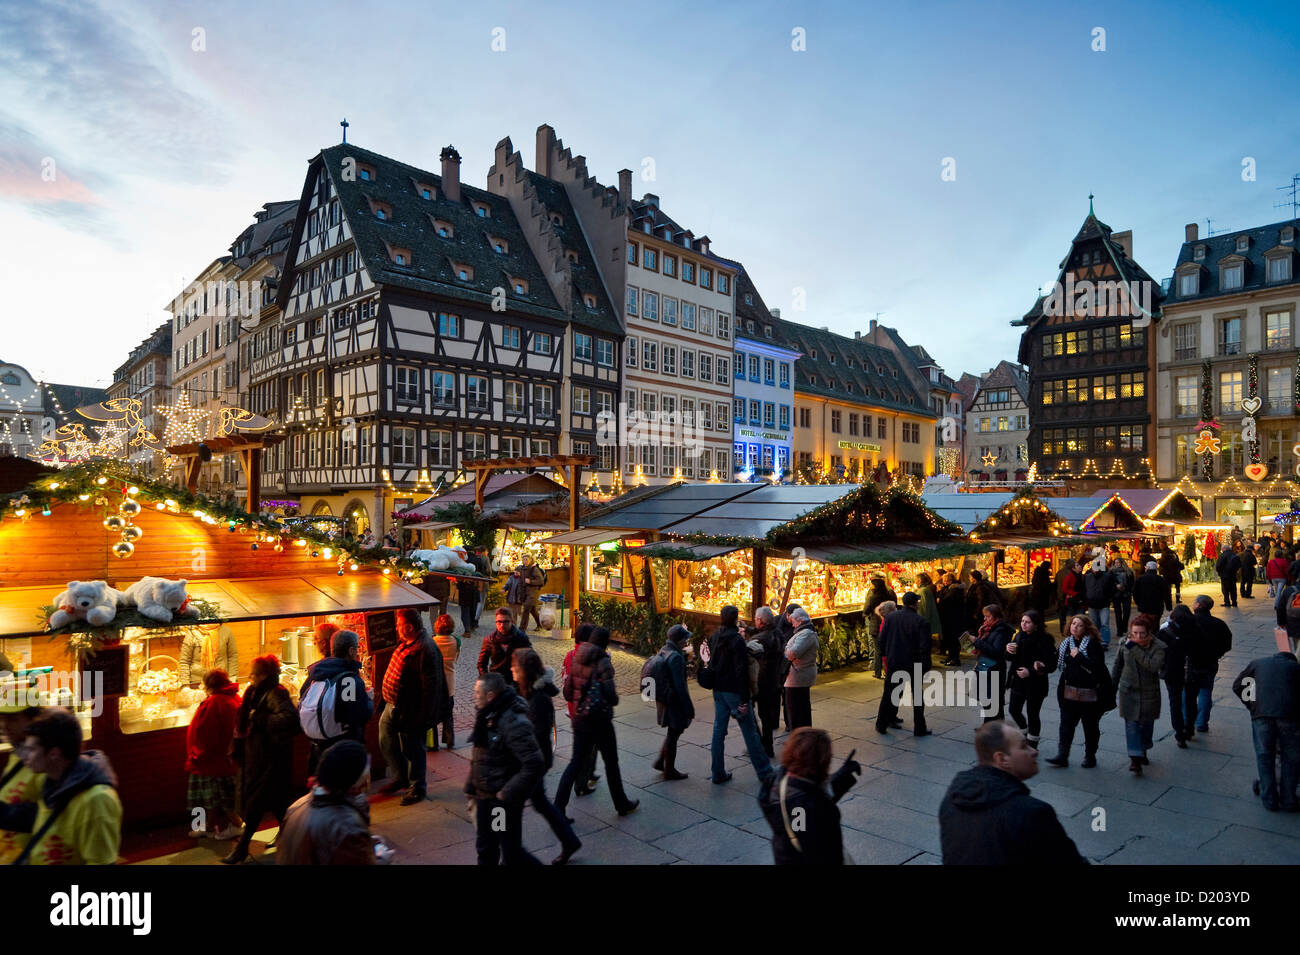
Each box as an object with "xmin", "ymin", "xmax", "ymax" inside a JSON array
[
  {"xmin": 8, "ymin": 708, "xmax": 121, "ymax": 865},
  {"xmin": 0, "ymin": 704, "xmax": 45, "ymax": 864}
]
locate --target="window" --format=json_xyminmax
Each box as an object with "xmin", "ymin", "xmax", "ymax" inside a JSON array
[
  {"xmin": 997, "ymin": 416, "xmax": 1009, "ymax": 431},
  {"xmin": 763, "ymin": 358, "xmax": 775, "ymax": 384},
  {"xmin": 503, "ymin": 326, "xmax": 520, "ymax": 349},
  {"xmin": 395, "ymin": 366, "xmax": 419, "ymax": 403},
  {"xmin": 466, "ymin": 375, "xmax": 489, "ymax": 411},
  {"xmin": 734, "ymin": 397, "xmax": 745, "ymax": 422},
  {"xmin": 473, "ymin": 202, "xmax": 490, "ymax": 218},
  {"xmin": 438, "ymin": 313, "xmax": 461, "ymax": 338},
  {"xmin": 700, "ymin": 402, "xmax": 713, "ymax": 430},
  {"xmin": 699, "ymin": 308, "xmax": 714, "ymax": 335},
  {"xmin": 1119, "ymin": 372, "xmax": 1145, "ymax": 399},
  {"xmin": 877, "ymin": 417, "xmax": 887, "ymax": 439},
  {"xmin": 574, "ymin": 333, "xmax": 593, "ymax": 362},
  {"xmin": 849, "ymin": 413, "xmax": 859, "ymax": 436},
  {"xmin": 532, "ymin": 332, "xmax": 553, "ymax": 355},
  {"xmin": 626, "ymin": 286, "xmax": 638, "ymax": 316},
  {"xmin": 902, "ymin": 422, "xmax": 920, "ymax": 443},
  {"xmin": 1266, "ymin": 311, "xmax": 1292, "ymax": 349},
  {"xmin": 682, "ymin": 261, "xmax": 694, "ymax": 283},
  {"xmin": 980, "ymin": 417, "xmax": 990, "ymax": 433},
  {"xmin": 626, "ymin": 336, "xmax": 637, "ymax": 368},
  {"xmin": 505, "ymin": 381, "xmax": 525, "ymax": 414},
  {"xmin": 1221, "ymin": 264, "xmax": 1244, "ymax": 291},
  {"xmin": 1174, "ymin": 323, "xmax": 1199, "ymax": 360},
  {"xmin": 748, "ymin": 354, "xmax": 760, "ymax": 381},
  {"xmin": 628, "ymin": 242, "xmax": 638, "ymax": 266},
  {"xmin": 1268, "ymin": 256, "xmax": 1292, "ymax": 283},
  {"xmin": 718, "ymin": 314, "xmax": 730, "ymax": 340},
  {"xmin": 640, "ymin": 291, "xmax": 658, "ymax": 322},
  {"xmin": 716, "ymin": 356, "xmax": 729, "ymax": 381},
  {"xmin": 643, "ymin": 248, "xmax": 657, "ymax": 271},
  {"xmin": 433, "ymin": 372, "xmax": 455, "ymax": 406},
  {"xmin": 430, "ymin": 430, "xmax": 452, "ymax": 467},
  {"xmin": 1219, "ymin": 370, "xmax": 1243, "ymax": 411},
  {"xmin": 597, "ymin": 390, "xmax": 614, "ymax": 416},
  {"xmin": 535, "ymin": 384, "xmax": 554, "ymax": 417},
  {"xmin": 763, "ymin": 402, "xmax": 775, "ymax": 428},
  {"xmin": 596, "ymin": 339, "xmax": 614, "ymax": 366},
  {"xmin": 1219, "ymin": 317, "xmax": 1242, "ymax": 355},
  {"xmin": 1178, "ymin": 272, "xmax": 1199, "ymax": 297},
  {"xmin": 434, "ymin": 219, "xmax": 453, "ymax": 238},
  {"xmin": 716, "ymin": 403, "xmax": 729, "ymax": 431},
  {"xmin": 779, "ymin": 363, "xmax": 790, "ymax": 389},
  {"xmin": 501, "ymin": 436, "xmax": 523, "ymax": 457},
  {"xmin": 831, "ymin": 410, "xmax": 842, "ymax": 433},
  {"xmin": 1175, "ymin": 375, "xmax": 1198, "ymax": 416},
  {"xmin": 393, "ymin": 427, "xmax": 416, "ymax": 466},
  {"xmin": 464, "ymin": 432, "xmax": 486, "ymax": 460},
  {"xmin": 663, "ymin": 345, "xmax": 677, "ymax": 375},
  {"xmin": 663, "ymin": 255, "xmax": 676, "ymax": 277},
  {"xmin": 699, "ymin": 353, "xmax": 713, "ymax": 382},
  {"xmin": 799, "ymin": 407, "xmax": 811, "ymax": 428},
  {"xmin": 681, "ymin": 349, "xmax": 694, "ymax": 379},
  {"xmin": 779, "ymin": 405, "xmax": 790, "ymax": 429},
  {"xmin": 1237, "ymin": 236, "xmax": 1250, "ymax": 253},
  {"xmin": 1267, "ymin": 367, "xmax": 1289, "ymax": 411},
  {"xmin": 681, "ymin": 302, "xmax": 696, "ymax": 330},
  {"xmin": 749, "ymin": 400, "xmax": 761, "ymax": 425},
  {"xmin": 735, "ymin": 352, "xmax": 746, "ymax": 379},
  {"xmin": 1119, "ymin": 425, "xmax": 1143, "ymax": 452},
  {"xmin": 641, "ymin": 392, "xmax": 656, "ymax": 417},
  {"xmin": 718, "ymin": 273, "xmax": 729, "ymax": 295},
  {"xmin": 700, "ymin": 268, "xmax": 712, "ymax": 290},
  {"xmin": 642, "ymin": 341, "xmax": 657, "ymax": 371}
]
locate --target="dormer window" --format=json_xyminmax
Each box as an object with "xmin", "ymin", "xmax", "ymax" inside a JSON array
[
  {"xmin": 847, "ymin": 358, "xmax": 854, "ymax": 368},
  {"xmin": 357, "ymin": 164, "xmax": 376, "ymax": 182},
  {"xmin": 451, "ymin": 261, "xmax": 474, "ymax": 281},
  {"xmin": 368, "ymin": 198, "xmax": 393, "ymax": 221},
  {"xmin": 763, "ymin": 325, "xmax": 772, "ymax": 339},
  {"xmin": 1221, "ymin": 262, "xmax": 1244, "ymax": 290},
  {"xmin": 432, "ymin": 218, "xmax": 454, "ymax": 238},
  {"xmin": 809, "ymin": 348, "xmax": 817, "ymax": 359},
  {"xmin": 386, "ymin": 244, "xmax": 413, "ymax": 267},
  {"xmin": 583, "ymin": 293, "xmax": 597, "ymax": 309},
  {"xmin": 1178, "ymin": 268, "xmax": 1199, "ymax": 297},
  {"xmin": 745, "ymin": 320, "xmax": 754, "ymax": 333},
  {"xmin": 1267, "ymin": 253, "xmax": 1292, "ymax": 283},
  {"xmin": 744, "ymin": 293, "xmax": 753, "ymax": 305},
  {"xmin": 846, "ymin": 383, "xmax": 854, "ymax": 393},
  {"xmin": 489, "ymin": 235, "xmax": 509, "ymax": 254},
  {"xmin": 551, "ymin": 213, "xmax": 564, "ymax": 227},
  {"xmin": 1283, "ymin": 227, "xmax": 1296, "ymax": 245},
  {"xmin": 829, "ymin": 354, "xmax": 837, "ymax": 365},
  {"xmin": 509, "ymin": 276, "xmax": 529, "ymax": 294},
  {"xmin": 1193, "ymin": 245, "xmax": 1205, "ymax": 261},
  {"xmin": 1237, "ymin": 235, "xmax": 1250, "ymax": 253},
  {"xmin": 472, "ymin": 201, "xmax": 491, "ymax": 218},
  {"xmin": 414, "ymin": 181, "xmax": 436, "ymax": 200},
  {"xmin": 565, "ymin": 249, "xmax": 579, "ymax": 264}
]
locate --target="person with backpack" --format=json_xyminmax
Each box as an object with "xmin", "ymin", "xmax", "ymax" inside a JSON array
[
  {"xmin": 1275, "ymin": 567, "xmax": 1300, "ymax": 654},
  {"xmin": 431, "ymin": 613, "xmax": 459, "ymax": 750},
  {"xmin": 1189, "ymin": 595, "xmax": 1232, "ymax": 735},
  {"xmin": 1110, "ymin": 556, "xmax": 1134, "ymax": 636},
  {"xmin": 746, "ymin": 607, "xmax": 786, "ymax": 756},
  {"xmin": 645, "ymin": 624, "xmax": 694, "ymax": 781},
  {"xmin": 512, "ymin": 648, "xmax": 582, "ymax": 865},
  {"xmin": 553, "ymin": 627, "xmax": 639, "ymax": 817},
  {"xmin": 1083, "ymin": 559, "xmax": 1117, "ymax": 650},
  {"xmin": 561, "ymin": 623, "xmax": 600, "ymax": 796},
  {"xmin": 299, "ymin": 629, "xmax": 373, "ymax": 778},
  {"xmin": 378, "ymin": 609, "xmax": 445, "ymax": 808},
  {"xmin": 784, "ymin": 608, "xmax": 820, "ymax": 730},
  {"xmin": 185, "ymin": 669, "xmax": 243, "ymax": 841},
  {"xmin": 700, "ymin": 605, "xmax": 774, "ymax": 785},
  {"xmin": 1216, "ymin": 545, "xmax": 1241, "ymax": 609},
  {"xmin": 277, "ymin": 740, "xmax": 387, "ymax": 865}
]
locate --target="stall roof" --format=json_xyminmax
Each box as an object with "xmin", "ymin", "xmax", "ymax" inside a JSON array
[
  {"xmin": 0, "ymin": 573, "xmax": 436, "ymax": 640},
  {"xmin": 405, "ymin": 474, "xmax": 567, "ymax": 517},
  {"xmin": 629, "ymin": 541, "xmax": 747, "ymax": 561},
  {"xmin": 1098, "ymin": 488, "xmax": 1203, "ymax": 521},
  {"xmin": 1048, "ymin": 496, "xmax": 1123, "ymax": 524},
  {"xmin": 658, "ymin": 484, "xmax": 865, "ymax": 538},
  {"xmin": 920, "ymin": 493, "xmax": 1015, "ymax": 532},
  {"xmin": 581, "ymin": 482, "xmax": 763, "ymax": 531},
  {"xmin": 795, "ymin": 539, "xmax": 994, "ymax": 565},
  {"xmin": 546, "ymin": 528, "xmax": 636, "ymax": 546}
]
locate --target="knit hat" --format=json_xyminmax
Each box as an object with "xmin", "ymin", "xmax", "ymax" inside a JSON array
[
  {"xmin": 902, "ymin": 591, "xmax": 920, "ymax": 607},
  {"xmin": 666, "ymin": 624, "xmax": 691, "ymax": 643},
  {"xmin": 317, "ymin": 740, "xmax": 369, "ymax": 791},
  {"xmin": 1145, "ymin": 561, "xmax": 1158, "ymax": 570}
]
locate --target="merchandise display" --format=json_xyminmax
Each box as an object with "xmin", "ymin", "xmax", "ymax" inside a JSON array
[
  {"xmin": 675, "ymin": 550, "xmax": 754, "ymax": 617},
  {"xmin": 495, "ymin": 531, "xmax": 561, "ymax": 571}
]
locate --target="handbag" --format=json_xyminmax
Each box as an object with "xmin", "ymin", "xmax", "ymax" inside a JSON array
[
  {"xmin": 1062, "ymin": 684, "xmax": 1098, "ymax": 703},
  {"xmin": 696, "ymin": 663, "xmax": 715, "ymax": 690},
  {"xmin": 976, "ymin": 656, "xmax": 999, "ymax": 672}
]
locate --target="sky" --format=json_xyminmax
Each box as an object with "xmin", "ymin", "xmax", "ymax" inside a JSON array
[{"xmin": 2, "ymin": 0, "xmax": 1299, "ymax": 388}]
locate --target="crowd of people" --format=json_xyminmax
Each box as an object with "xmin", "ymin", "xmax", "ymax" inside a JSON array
[{"xmin": 2, "ymin": 530, "xmax": 1298, "ymax": 865}]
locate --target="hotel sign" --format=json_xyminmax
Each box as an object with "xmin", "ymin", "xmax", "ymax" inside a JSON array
[
  {"xmin": 838, "ymin": 440, "xmax": 881, "ymax": 452},
  {"xmin": 738, "ymin": 428, "xmax": 787, "ymax": 441}
]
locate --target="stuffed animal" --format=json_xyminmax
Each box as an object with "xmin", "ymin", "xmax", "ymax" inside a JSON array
[
  {"xmin": 48, "ymin": 580, "xmax": 125, "ymax": 629},
  {"xmin": 409, "ymin": 546, "xmax": 478, "ymax": 574},
  {"xmin": 122, "ymin": 577, "xmax": 200, "ymax": 623}
]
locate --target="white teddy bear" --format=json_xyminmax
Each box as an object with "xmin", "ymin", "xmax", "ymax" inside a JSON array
[
  {"xmin": 122, "ymin": 577, "xmax": 200, "ymax": 623},
  {"xmin": 48, "ymin": 580, "xmax": 125, "ymax": 629},
  {"xmin": 409, "ymin": 546, "xmax": 477, "ymax": 573}
]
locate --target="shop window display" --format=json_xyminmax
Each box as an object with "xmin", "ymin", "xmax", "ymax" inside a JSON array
[{"xmin": 675, "ymin": 550, "xmax": 754, "ymax": 617}]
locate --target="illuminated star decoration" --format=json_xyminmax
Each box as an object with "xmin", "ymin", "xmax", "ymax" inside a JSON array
[
  {"xmin": 1194, "ymin": 429, "xmax": 1221, "ymax": 456},
  {"xmin": 157, "ymin": 393, "xmax": 208, "ymax": 469},
  {"xmin": 93, "ymin": 417, "xmax": 130, "ymax": 457},
  {"xmin": 981, "ymin": 450, "xmax": 999, "ymax": 468},
  {"xmin": 31, "ymin": 423, "xmax": 95, "ymax": 466}
]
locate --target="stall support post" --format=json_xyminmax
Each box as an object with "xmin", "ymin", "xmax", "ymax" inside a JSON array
[{"xmin": 752, "ymin": 548, "xmax": 766, "ymax": 620}]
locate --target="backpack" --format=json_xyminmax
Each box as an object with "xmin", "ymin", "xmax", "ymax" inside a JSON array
[
  {"xmin": 299, "ymin": 674, "xmax": 349, "ymax": 742},
  {"xmin": 1286, "ymin": 588, "xmax": 1300, "ymax": 624},
  {"xmin": 577, "ymin": 663, "xmax": 613, "ymax": 719},
  {"xmin": 640, "ymin": 650, "xmax": 672, "ymax": 704}
]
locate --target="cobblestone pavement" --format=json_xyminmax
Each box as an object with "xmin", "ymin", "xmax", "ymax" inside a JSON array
[{"xmin": 142, "ymin": 583, "xmax": 1300, "ymax": 865}]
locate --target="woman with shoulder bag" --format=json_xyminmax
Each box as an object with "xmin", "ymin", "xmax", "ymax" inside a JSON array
[
  {"xmin": 1046, "ymin": 615, "xmax": 1108, "ymax": 769},
  {"xmin": 972, "ymin": 605, "xmax": 1014, "ymax": 722},
  {"xmin": 1005, "ymin": 609, "xmax": 1057, "ymax": 747},
  {"xmin": 1110, "ymin": 615, "xmax": 1167, "ymax": 776}
]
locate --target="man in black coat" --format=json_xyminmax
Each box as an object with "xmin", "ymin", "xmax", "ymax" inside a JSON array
[
  {"xmin": 477, "ymin": 608, "xmax": 533, "ymax": 689},
  {"xmin": 939, "ymin": 721, "xmax": 1087, "ymax": 865},
  {"xmin": 650, "ymin": 624, "xmax": 695, "ymax": 780},
  {"xmin": 464, "ymin": 672, "xmax": 546, "ymax": 864},
  {"xmin": 1158, "ymin": 548, "xmax": 1185, "ymax": 604},
  {"xmin": 704, "ymin": 605, "xmax": 773, "ymax": 785},
  {"xmin": 1233, "ymin": 651, "xmax": 1300, "ymax": 811},
  {"xmin": 1132, "ymin": 561, "xmax": 1172, "ymax": 624},
  {"xmin": 875, "ymin": 593, "xmax": 932, "ymax": 736},
  {"xmin": 1216, "ymin": 547, "xmax": 1242, "ymax": 609},
  {"xmin": 746, "ymin": 607, "xmax": 786, "ymax": 756},
  {"xmin": 379, "ymin": 610, "xmax": 445, "ymax": 806},
  {"xmin": 1190, "ymin": 596, "xmax": 1233, "ymax": 734}
]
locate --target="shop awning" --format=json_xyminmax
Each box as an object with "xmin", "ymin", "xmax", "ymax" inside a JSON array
[
  {"xmin": 793, "ymin": 539, "xmax": 994, "ymax": 565},
  {"xmin": 502, "ymin": 520, "xmax": 569, "ymax": 532},
  {"xmin": 403, "ymin": 520, "xmax": 458, "ymax": 532},
  {"xmin": 627, "ymin": 541, "xmax": 747, "ymax": 561},
  {"xmin": 545, "ymin": 527, "xmax": 630, "ymax": 546},
  {"xmin": 0, "ymin": 573, "xmax": 438, "ymax": 640}
]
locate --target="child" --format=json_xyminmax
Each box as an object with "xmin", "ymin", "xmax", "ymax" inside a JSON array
[{"xmin": 185, "ymin": 670, "xmax": 243, "ymax": 840}]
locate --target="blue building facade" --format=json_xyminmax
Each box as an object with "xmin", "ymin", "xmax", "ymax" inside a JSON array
[{"xmin": 731, "ymin": 336, "xmax": 800, "ymax": 479}]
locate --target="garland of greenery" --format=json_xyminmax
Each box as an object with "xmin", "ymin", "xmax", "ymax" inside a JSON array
[
  {"xmin": 430, "ymin": 501, "xmax": 499, "ymax": 552},
  {"xmin": 1201, "ymin": 359, "xmax": 1215, "ymax": 479},
  {"xmin": 38, "ymin": 596, "xmax": 227, "ymax": 657}
]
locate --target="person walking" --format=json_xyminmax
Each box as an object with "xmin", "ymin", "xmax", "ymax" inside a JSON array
[
  {"xmin": 504, "ymin": 566, "xmax": 529, "ymax": 627},
  {"xmin": 1266, "ymin": 548, "xmax": 1290, "ymax": 599},
  {"xmin": 1188, "ymin": 595, "xmax": 1232, "ymax": 735},
  {"xmin": 515, "ymin": 554, "xmax": 546, "ymax": 632},
  {"xmin": 1216, "ymin": 545, "xmax": 1241, "ymax": 609},
  {"xmin": 224, "ymin": 655, "xmax": 302, "ymax": 864},
  {"xmin": 874, "ymin": 592, "xmax": 932, "ymax": 736},
  {"xmin": 185, "ymin": 669, "xmax": 243, "ymax": 841},
  {"xmin": 937, "ymin": 574, "xmax": 966, "ymax": 666},
  {"xmin": 431, "ymin": 613, "xmax": 459, "ymax": 750},
  {"xmin": 1132, "ymin": 560, "xmax": 1173, "ymax": 626},
  {"xmin": 464, "ymin": 672, "xmax": 546, "ymax": 865},
  {"xmin": 512, "ymin": 648, "xmax": 582, "ymax": 865},
  {"xmin": 647, "ymin": 624, "xmax": 694, "ymax": 781},
  {"xmin": 700, "ymin": 605, "xmax": 774, "ymax": 785},
  {"xmin": 1055, "ymin": 559, "xmax": 1080, "ymax": 637},
  {"xmin": 378, "ymin": 609, "xmax": 445, "ymax": 807},
  {"xmin": 1110, "ymin": 556, "xmax": 1134, "ymax": 636},
  {"xmin": 917, "ymin": 572, "xmax": 945, "ymax": 649},
  {"xmin": 1083, "ymin": 558, "xmax": 1117, "ymax": 649},
  {"xmin": 477, "ymin": 608, "xmax": 532, "ymax": 689},
  {"xmin": 0, "ymin": 704, "xmax": 44, "ymax": 864},
  {"xmin": 1159, "ymin": 547, "xmax": 1185, "ymax": 605},
  {"xmin": 299, "ymin": 629, "xmax": 373, "ymax": 775},
  {"xmin": 1241, "ymin": 543, "xmax": 1258, "ymax": 599},
  {"xmin": 758, "ymin": 728, "xmax": 861, "ymax": 865},
  {"xmin": 865, "ymin": 576, "xmax": 897, "ymax": 678},
  {"xmin": 561, "ymin": 623, "xmax": 600, "ymax": 796},
  {"xmin": 783, "ymin": 607, "xmax": 819, "ymax": 731},
  {"xmin": 277, "ymin": 740, "xmax": 385, "ymax": 865},
  {"xmin": 1004, "ymin": 610, "xmax": 1056, "ymax": 748},
  {"xmin": 972, "ymin": 604, "xmax": 1014, "ymax": 723},
  {"xmin": 746, "ymin": 607, "xmax": 786, "ymax": 756},
  {"xmin": 1157, "ymin": 605, "xmax": 1200, "ymax": 748},
  {"xmin": 1046, "ymin": 615, "xmax": 1109, "ymax": 769},
  {"xmin": 939, "ymin": 721, "xmax": 1086, "ymax": 865},
  {"xmin": 1110, "ymin": 615, "xmax": 1167, "ymax": 776},
  {"xmin": 456, "ymin": 573, "xmax": 482, "ymax": 638},
  {"xmin": 554, "ymin": 627, "xmax": 639, "ymax": 815},
  {"xmin": 1029, "ymin": 561, "xmax": 1053, "ymax": 617},
  {"xmin": 1232, "ymin": 649, "xmax": 1300, "ymax": 811}
]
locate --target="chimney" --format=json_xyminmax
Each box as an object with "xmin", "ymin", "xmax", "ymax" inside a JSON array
[
  {"xmin": 440, "ymin": 146, "xmax": 461, "ymax": 203},
  {"xmin": 1185, "ymin": 222, "xmax": 1198, "ymax": 243},
  {"xmin": 642, "ymin": 193, "xmax": 659, "ymax": 209},
  {"xmin": 854, "ymin": 331, "xmax": 861, "ymax": 341},
  {"xmin": 1111, "ymin": 230, "xmax": 1133, "ymax": 259},
  {"xmin": 770, "ymin": 308, "xmax": 781, "ymax": 319},
  {"xmin": 535, "ymin": 125, "xmax": 554, "ymax": 177},
  {"xmin": 618, "ymin": 169, "xmax": 632, "ymax": 203},
  {"xmin": 870, "ymin": 318, "xmax": 878, "ymax": 332}
]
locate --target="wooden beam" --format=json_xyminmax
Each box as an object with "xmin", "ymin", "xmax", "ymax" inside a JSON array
[{"xmin": 183, "ymin": 456, "xmax": 202, "ymax": 494}]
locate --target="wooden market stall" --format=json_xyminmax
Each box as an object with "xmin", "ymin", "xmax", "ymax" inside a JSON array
[{"xmin": 0, "ymin": 465, "xmax": 437, "ymax": 828}]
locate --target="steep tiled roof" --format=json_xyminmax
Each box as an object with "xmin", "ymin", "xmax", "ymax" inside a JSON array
[
  {"xmin": 956, "ymin": 372, "xmax": 981, "ymax": 411},
  {"xmin": 45, "ymin": 382, "xmax": 107, "ymax": 415},
  {"xmin": 1166, "ymin": 218, "xmax": 1300, "ymax": 305},
  {"xmin": 523, "ymin": 172, "xmax": 621, "ymax": 335},
  {"xmin": 971, "ymin": 360, "xmax": 1029, "ymax": 405},
  {"xmin": 307, "ymin": 143, "xmax": 567, "ymax": 323}
]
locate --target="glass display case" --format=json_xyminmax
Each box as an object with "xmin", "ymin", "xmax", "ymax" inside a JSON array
[
  {"xmin": 587, "ymin": 546, "xmax": 642, "ymax": 597},
  {"xmin": 0, "ymin": 637, "xmax": 94, "ymax": 745},
  {"xmin": 673, "ymin": 549, "xmax": 755, "ymax": 617},
  {"xmin": 496, "ymin": 530, "xmax": 561, "ymax": 571}
]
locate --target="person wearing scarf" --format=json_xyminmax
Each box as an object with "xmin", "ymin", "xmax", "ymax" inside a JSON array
[
  {"xmin": 1046, "ymin": 615, "xmax": 1108, "ymax": 768},
  {"xmin": 972, "ymin": 605, "xmax": 1014, "ymax": 722}
]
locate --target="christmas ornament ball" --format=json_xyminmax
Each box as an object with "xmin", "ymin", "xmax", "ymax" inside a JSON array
[
  {"xmin": 119, "ymin": 499, "xmax": 142, "ymax": 518},
  {"xmin": 122, "ymin": 525, "xmax": 144, "ymax": 541},
  {"xmin": 103, "ymin": 515, "xmax": 127, "ymax": 531},
  {"xmin": 112, "ymin": 541, "xmax": 135, "ymax": 558}
]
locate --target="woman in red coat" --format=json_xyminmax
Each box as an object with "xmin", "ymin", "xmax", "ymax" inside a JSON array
[{"xmin": 186, "ymin": 669, "xmax": 243, "ymax": 840}]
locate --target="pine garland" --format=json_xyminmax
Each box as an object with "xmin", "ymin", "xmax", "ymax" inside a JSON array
[
  {"xmin": 1201, "ymin": 359, "xmax": 1215, "ymax": 479},
  {"xmin": 1248, "ymin": 352, "xmax": 1260, "ymax": 464}
]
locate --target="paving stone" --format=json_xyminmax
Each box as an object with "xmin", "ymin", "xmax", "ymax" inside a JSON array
[
  {"xmin": 835, "ymin": 796, "xmax": 942, "ymax": 854},
  {"xmin": 873, "ymin": 750, "xmax": 970, "ymax": 787},
  {"xmin": 1101, "ymin": 835, "xmax": 1216, "ymax": 866},
  {"xmin": 839, "ymin": 827, "xmax": 925, "ymax": 865},
  {"xmin": 855, "ymin": 769, "xmax": 951, "ymax": 815},
  {"xmin": 1152, "ymin": 786, "xmax": 1300, "ymax": 837},
  {"xmin": 1197, "ymin": 823, "xmax": 1300, "ymax": 865},
  {"xmin": 652, "ymin": 819, "xmax": 773, "ymax": 864},
  {"xmin": 903, "ymin": 851, "xmax": 942, "ymax": 865}
]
